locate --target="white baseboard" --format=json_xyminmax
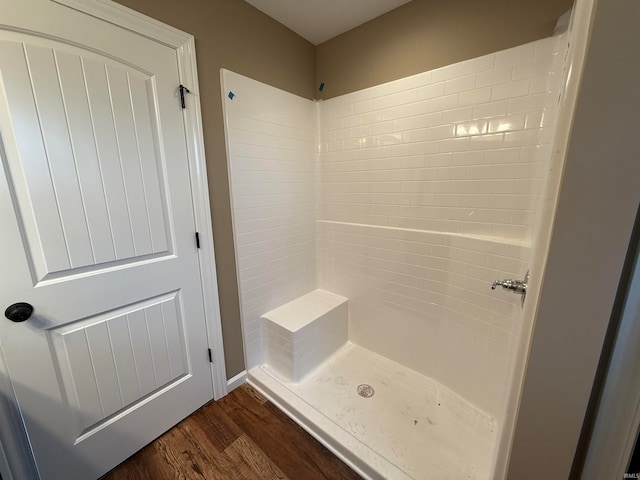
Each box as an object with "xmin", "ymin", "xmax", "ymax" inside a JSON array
[{"xmin": 226, "ymin": 370, "xmax": 247, "ymax": 392}]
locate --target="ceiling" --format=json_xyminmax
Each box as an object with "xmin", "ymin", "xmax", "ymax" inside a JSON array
[{"xmin": 244, "ymin": 0, "xmax": 414, "ymax": 45}]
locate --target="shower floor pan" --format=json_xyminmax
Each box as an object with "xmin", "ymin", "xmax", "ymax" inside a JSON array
[{"xmin": 249, "ymin": 342, "xmax": 497, "ymax": 480}]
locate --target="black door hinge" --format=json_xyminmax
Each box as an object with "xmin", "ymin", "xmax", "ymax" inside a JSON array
[
  {"xmin": 179, "ymin": 84, "xmax": 190, "ymax": 109},
  {"xmin": 208, "ymin": 348, "xmax": 213, "ymax": 363},
  {"xmin": 195, "ymin": 231, "xmax": 200, "ymax": 249}
]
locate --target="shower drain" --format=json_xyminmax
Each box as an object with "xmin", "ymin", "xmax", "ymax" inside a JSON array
[{"xmin": 357, "ymin": 384, "xmax": 374, "ymax": 398}]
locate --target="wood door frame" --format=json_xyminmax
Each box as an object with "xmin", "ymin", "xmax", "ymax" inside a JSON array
[{"xmin": 0, "ymin": 0, "xmax": 228, "ymax": 477}]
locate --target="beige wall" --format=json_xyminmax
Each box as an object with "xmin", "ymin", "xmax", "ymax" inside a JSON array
[
  {"xmin": 115, "ymin": 0, "xmax": 315, "ymax": 378},
  {"xmin": 315, "ymin": 0, "xmax": 573, "ymax": 99},
  {"xmin": 507, "ymin": 0, "xmax": 640, "ymax": 476}
]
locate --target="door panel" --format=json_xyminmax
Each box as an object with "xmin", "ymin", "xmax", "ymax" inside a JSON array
[
  {"xmin": 0, "ymin": 2, "xmax": 214, "ymax": 478},
  {"xmin": 0, "ymin": 37, "xmax": 172, "ymax": 282},
  {"xmin": 49, "ymin": 291, "xmax": 188, "ymax": 437}
]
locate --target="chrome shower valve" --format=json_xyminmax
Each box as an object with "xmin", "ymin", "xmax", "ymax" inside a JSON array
[
  {"xmin": 491, "ymin": 278, "xmax": 527, "ymax": 294},
  {"xmin": 491, "ymin": 270, "xmax": 529, "ymax": 308}
]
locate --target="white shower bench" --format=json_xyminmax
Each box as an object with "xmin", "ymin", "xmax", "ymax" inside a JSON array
[{"xmin": 261, "ymin": 289, "xmax": 348, "ymax": 382}]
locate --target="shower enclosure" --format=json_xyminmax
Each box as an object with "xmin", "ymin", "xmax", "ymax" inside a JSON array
[{"xmin": 220, "ymin": 6, "xmax": 590, "ymax": 478}]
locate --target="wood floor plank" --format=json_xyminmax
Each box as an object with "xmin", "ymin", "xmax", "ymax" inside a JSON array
[
  {"xmin": 175, "ymin": 413, "xmax": 255, "ymax": 480},
  {"xmin": 218, "ymin": 388, "xmax": 323, "ymax": 480},
  {"xmin": 242, "ymin": 383, "xmax": 268, "ymax": 404},
  {"xmin": 102, "ymin": 443, "xmax": 169, "ymax": 480},
  {"xmin": 262, "ymin": 401, "xmax": 364, "ymax": 480},
  {"xmin": 174, "ymin": 423, "xmax": 231, "ymax": 479},
  {"xmin": 103, "ymin": 384, "xmax": 363, "ymax": 480},
  {"xmin": 189, "ymin": 401, "xmax": 242, "ymax": 452},
  {"xmin": 155, "ymin": 427, "xmax": 204, "ymax": 480},
  {"xmin": 219, "ymin": 385, "xmax": 362, "ymax": 480},
  {"xmin": 224, "ymin": 434, "xmax": 288, "ymax": 480}
]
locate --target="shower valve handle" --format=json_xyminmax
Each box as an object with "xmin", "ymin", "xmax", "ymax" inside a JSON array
[
  {"xmin": 491, "ymin": 271, "xmax": 529, "ymax": 308},
  {"xmin": 491, "ymin": 279, "xmax": 527, "ymax": 294}
]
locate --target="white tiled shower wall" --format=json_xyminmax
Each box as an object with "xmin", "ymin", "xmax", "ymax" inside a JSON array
[
  {"xmin": 222, "ymin": 71, "xmax": 317, "ymax": 368},
  {"xmin": 318, "ymin": 35, "xmax": 566, "ymax": 417},
  {"xmin": 318, "ymin": 37, "xmax": 563, "ymax": 243},
  {"xmin": 222, "ymin": 33, "xmax": 566, "ymax": 418}
]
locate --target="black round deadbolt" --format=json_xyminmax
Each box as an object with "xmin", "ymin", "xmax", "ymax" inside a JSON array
[{"xmin": 4, "ymin": 303, "xmax": 33, "ymax": 322}]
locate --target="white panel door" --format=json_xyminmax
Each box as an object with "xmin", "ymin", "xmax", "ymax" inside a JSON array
[{"xmin": 0, "ymin": 1, "xmax": 214, "ymax": 479}]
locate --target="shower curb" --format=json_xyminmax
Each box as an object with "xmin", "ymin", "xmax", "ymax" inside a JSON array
[{"xmin": 247, "ymin": 366, "xmax": 413, "ymax": 480}]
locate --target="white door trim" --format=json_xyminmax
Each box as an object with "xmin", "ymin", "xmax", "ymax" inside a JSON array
[
  {"xmin": 176, "ymin": 35, "xmax": 229, "ymax": 399},
  {"xmin": 0, "ymin": 0, "xmax": 228, "ymax": 477}
]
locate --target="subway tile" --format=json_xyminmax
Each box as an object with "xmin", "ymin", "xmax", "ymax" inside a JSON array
[
  {"xmin": 512, "ymin": 56, "xmax": 553, "ymax": 80},
  {"xmin": 403, "ymin": 99, "xmax": 431, "ymax": 117},
  {"xmin": 459, "ymin": 87, "xmax": 492, "ymax": 107},
  {"xmin": 476, "ymin": 67, "xmax": 512, "ymax": 88},
  {"xmin": 492, "ymin": 223, "xmax": 527, "ymax": 239},
  {"xmin": 437, "ymin": 166, "xmax": 468, "ymax": 180},
  {"xmin": 524, "ymin": 111, "xmax": 544, "ymax": 129},
  {"xmin": 411, "ymin": 168, "xmax": 439, "ymax": 181},
  {"xmin": 353, "ymin": 100, "xmax": 372, "ymax": 114},
  {"xmin": 469, "ymin": 133, "xmax": 504, "ymax": 150},
  {"xmin": 488, "ymin": 114, "xmax": 526, "ymax": 133},
  {"xmin": 392, "ymin": 117, "xmax": 417, "ymax": 132},
  {"xmin": 428, "ymin": 124, "xmax": 456, "ymax": 140},
  {"xmin": 372, "ymin": 89, "xmax": 418, "ymax": 110},
  {"xmin": 540, "ymin": 126, "xmax": 556, "ymax": 145},
  {"xmin": 463, "ymin": 194, "xmax": 497, "ymax": 209},
  {"xmin": 403, "ymin": 128, "xmax": 430, "ymax": 143},
  {"xmin": 472, "ymin": 101, "xmax": 508, "ymax": 120},
  {"xmin": 361, "ymin": 110, "xmax": 385, "ymax": 125},
  {"xmin": 452, "ymin": 151, "xmax": 484, "ymax": 166},
  {"xmin": 546, "ymin": 72, "xmax": 562, "ymax": 92},
  {"xmin": 499, "ymin": 163, "xmax": 539, "ymax": 179},
  {"xmin": 343, "ymin": 114, "xmax": 363, "ymax": 128},
  {"xmin": 425, "ymin": 152, "xmax": 454, "ymax": 167},
  {"xmin": 491, "ymin": 79, "xmax": 531, "ymax": 101},
  {"xmin": 401, "ymin": 71, "xmax": 433, "ymax": 89},
  {"xmin": 503, "ymin": 129, "xmax": 541, "ymax": 147},
  {"xmin": 439, "ymin": 137, "xmax": 470, "ymax": 153},
  {"xmin": 353, "ymin": 125, "xmax": 372, "ymax": 138},
  {"xmin": 510, "ymin": 210, "xmax": 536, "ymax": 226},
  {"xmin": 484, "ymin": 148, "xmax": 522, "ymax": 164},
  {"xmin": 332, "ymin": 103, "xmax": 354, "ymax": 118},
  {"xmin": 414, "ymin": 112, "xmax": 443, "ymax": 128},
  {"xmin": 371, "ymin": 121, "xmax": 394, "ymax": 135},
  {"xmin": 441, "ymin": 107, "xmax": 473, "ymax": 124},
  {"xmin": 461, "ymin": 54, "xmax": 496, "ymax": 75},
  {"xmin": 432, "ymin": 63, "xmax": 463, "ymax": 82},
  {"xmin": 520, "ymin": 145, "xmax": 547, "ymax": 163},
  {"xmin": 456, "ymin": 120, "xmax": 489, "ymax": 137},
  {"xmin": 334, "ymin": 128, "xmax": 353, "ymax": 140},
  {"xmin": 417, "ymin": 82, "xmax": 445, "ymax": 100},
  {"xmin": 515, "ymin": 178, "xmax": 544, "ymax": 194},
  {"xmin": 444, "ymin": 74, "xmax": 477, "ymax": 94},
  {"xmin": 429, "ymin": 94, "xmax": 459, "ymax": 112},
  {"xmin": 434, "ymin": 219, "xmax": 464, "ymax": 233},
  {"xmin": 507, "ymin": 93, "xmax": 556, "ymax": 114},
  {"xmin": 529, "ymin": 75, "xmax": 550, "ymax": 94},
  {"xmin": 326, "ymin": 140, "xmax": 344, "ymax": 152},
  {"xmin": 466, "ymin": 165, "xmax": 501, "ymax": 180}
]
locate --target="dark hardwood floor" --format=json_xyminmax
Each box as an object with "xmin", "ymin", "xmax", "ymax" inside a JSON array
[{"xmin": 102, "ymin": 384, "xmax": 363, "ymax": 479}]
